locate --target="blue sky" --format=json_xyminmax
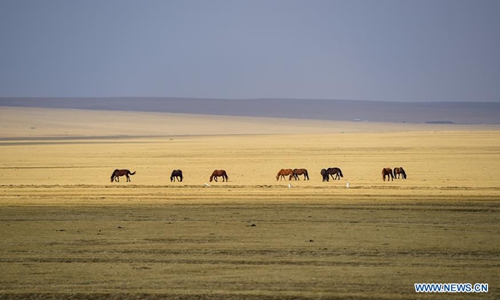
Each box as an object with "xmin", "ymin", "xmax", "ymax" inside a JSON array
[{"xmin": 0, "ymin": 0, "xmax": 499, "ymax": 102}]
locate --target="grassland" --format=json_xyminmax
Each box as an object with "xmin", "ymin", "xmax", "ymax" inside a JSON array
[{"xmin": 0, "ymin": 107, "xmax": 499, "ymax": 299}]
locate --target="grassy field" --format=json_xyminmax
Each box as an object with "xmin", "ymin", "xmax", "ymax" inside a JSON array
[{"xmin": 0, "ymin": 107, "xmax": 499, "ymax": 299}]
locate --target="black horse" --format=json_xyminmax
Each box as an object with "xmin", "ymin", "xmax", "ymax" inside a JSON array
[
  {"xmin": 321, "ymin": 167, "xmax": 343, "ymax": 181},
  {"xmin": 170, "ymin": 169, "xmax": 183, "ymax": 182},
  {"xmin": 327, "ymin": 167, "xmax": 343, "ymax": 180},
  {"xmin": 320, "ymin": 169, "xmax": 329, "ymax": 182}
]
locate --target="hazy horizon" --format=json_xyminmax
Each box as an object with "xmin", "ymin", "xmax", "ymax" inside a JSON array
[
  {"xmin": 1, "ymin": 97, "xmax": 499, "ymax": 124},
  {"xmin": 1, "ymin": 0, "xmax": 499, "ymax": 102},
  {"xmin": 2, "ymin": 96, "xmax": 500, "ymax": 104}
]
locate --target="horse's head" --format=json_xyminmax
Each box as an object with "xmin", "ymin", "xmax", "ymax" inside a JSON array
[{"xmin": 110, "ymin": 176, "xmax": 114, "ymax": 182}]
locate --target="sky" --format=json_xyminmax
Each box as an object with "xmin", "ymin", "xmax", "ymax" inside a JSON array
[{"xmin": 0, "ymin": 0, "xmax": 499, "ymax": 102}]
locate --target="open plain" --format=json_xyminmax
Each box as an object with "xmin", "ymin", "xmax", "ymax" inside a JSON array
[{"xmin": 0, "ymin": 107, "xmax": 499, "ymax": 299}]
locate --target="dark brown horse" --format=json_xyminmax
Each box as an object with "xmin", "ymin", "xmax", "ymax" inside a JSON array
[
  {"xmin": 276, "ymin": 169, "xmax": 294, "ymax": 181},
  {"xmin": 210, "ymin": 170, "xmax": 228, "ymax": 182},
  {"xmin": 292, "ymin": 168, "xmax": 309, "ymax": 180},
  {"xmin": 393, "ymin": 167, "xmax": 407, "ymax": 179},
  {"xmin": 326, "ymin": 167, "xmax": 343, "ymax": 180},
  {"xmin": 110, "ymin": 169, "xmax": 136, "ymax": 182},
  {"xmin": 382, "ymin": 168, "xmax": 393, "ymax": 181},
  {"xmin": 170, "ymin": 169, "xmax": 183, "ymax": 182}
]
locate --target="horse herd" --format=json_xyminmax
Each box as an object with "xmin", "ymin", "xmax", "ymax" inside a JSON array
[{"xmin": 110, "ymin": 167, "xmax": 407, "ymax": 183}]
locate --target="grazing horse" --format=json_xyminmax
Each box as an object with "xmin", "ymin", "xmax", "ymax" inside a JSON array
[
  {"xmin": 393, "ymin": 167, "xmax": 407, "ymax": 179},
  {"xmin": 110, "ymin": 169, "xmax": 136, "ymax": 182},
  {"xmin": 276, "ymin": 169, "xmax": 294, "ymax": 181},
  {"xmin": 327, "ymin": 167, "xmax": 343, "ymax": 180},
  {"xmin": 170, "ymin": 169, "xmax": 183, "ymax": 182},
  {"xmin": 292, "ymin": 168, "xmax": 309, "ymax": 180},
  {"xmin": 210, "ymin": 170, "xmax": 228, "ymax": 182},
  {"xmin": 382, "ymin": 168, "xmax": 394, "ymax": 181},
  {"xmin": 320, "ymin": 169, "xmax": 329, "ymax": 182}
]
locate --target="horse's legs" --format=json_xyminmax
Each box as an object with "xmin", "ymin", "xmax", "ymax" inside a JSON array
[{"xmin": 126, "ymin": 175, "xmax": 130, "ymax": 182}]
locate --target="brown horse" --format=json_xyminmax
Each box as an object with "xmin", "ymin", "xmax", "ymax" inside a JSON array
[
  {"xmin": 292, "ymin": 168, "xmax": 309, "ymax": 180},
  {"xmin": 382, "ymin": 168, "xmax": 393, "ymax": 181},
  {"xmin": 170, "ymin": 169, "xmax": 183, "ymax": 182},
  {"xmin": 111, "ymin": 169, "xmax": 136, "ymax": 182},
  {"xmin": 326, "ymin": 167, "xmax": 343, "ymax": 180},
  {"xmin": 276, "ymin": 169, "xmax": 294, "ymax": 181},
  {"xmin": 210, "ymin": 170, "xmax": 228, "ymax": 182},
  {"xmin": 393, "ymin": 167, "xmax": 407, "ymax": 179}
]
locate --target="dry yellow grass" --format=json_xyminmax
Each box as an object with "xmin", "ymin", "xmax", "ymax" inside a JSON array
[{"xmin": 0, "ymin": 107, "xmax": 499, "ymax": 299}]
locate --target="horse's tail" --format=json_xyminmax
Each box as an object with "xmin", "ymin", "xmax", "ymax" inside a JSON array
[
  {"xmin": 305, "ymin": 170, "xmax": 309, "ymax": 180},
  {"xmin": 339, "ymin": 169, "xmax": 343, "ymax": 178},
  {"xmin": 129, "ymin": 171, "xmax": 136, "ymax": 175}
]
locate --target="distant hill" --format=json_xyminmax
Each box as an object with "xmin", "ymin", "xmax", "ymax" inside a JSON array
[{"xmin": 0, "ymin": 97, "xmax": 499, "ymax": 124}]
